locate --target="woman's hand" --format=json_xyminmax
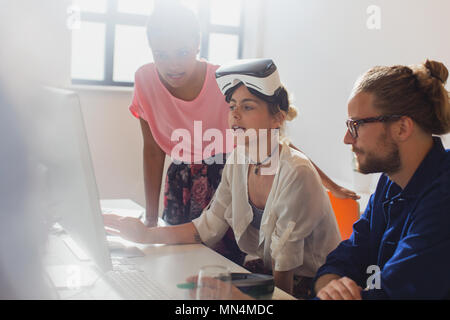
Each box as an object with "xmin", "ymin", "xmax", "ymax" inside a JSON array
[
  {"xmin": 103, "ymin": 214, "xmax": 151, "ymax": 244},
  {"xmin": 329, "ymin": 184, "xmax": 360, "ymax": 200}
]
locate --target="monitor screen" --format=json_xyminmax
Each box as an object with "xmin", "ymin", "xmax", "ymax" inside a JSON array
[{"xmin": 32, "ymin": 87, "xmax": 112, "ymax": 272}]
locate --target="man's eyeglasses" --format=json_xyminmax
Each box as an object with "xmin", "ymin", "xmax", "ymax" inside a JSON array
[{"xmin": 346, "ymin": 115, "xmax": 402, "ymax": 138}]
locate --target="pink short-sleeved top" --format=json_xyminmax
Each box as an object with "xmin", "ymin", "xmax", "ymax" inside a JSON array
[{"xmin": 129, "ymin": 62, "xmax": 233, "ymax": 163}]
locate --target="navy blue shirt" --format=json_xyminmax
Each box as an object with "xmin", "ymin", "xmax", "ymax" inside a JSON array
[{"xmin": 313, "ymin": 137, "xmax": 450, "ymax": 299}]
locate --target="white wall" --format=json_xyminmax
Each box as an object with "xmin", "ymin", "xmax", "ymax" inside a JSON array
[
  {"xmin": 259, "ymin": 0, "xmax": 450, "ymax": 190},
  {"xmin": 74, "ymin": 87, "xmax": 146, "ymax": 204},
  {"xmin": 75, "ymin": 87, "xmax": 171, "ymax": 209}
]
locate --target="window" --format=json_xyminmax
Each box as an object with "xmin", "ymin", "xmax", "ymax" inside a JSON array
[{"xmin": 70, "ymin": 0, "xmax": 244, "ymax": 87}]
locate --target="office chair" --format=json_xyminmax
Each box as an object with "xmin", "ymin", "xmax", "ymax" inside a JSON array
[{"xmin": 327, "ymin": 191, "xmax": 360, "ymax": 240}]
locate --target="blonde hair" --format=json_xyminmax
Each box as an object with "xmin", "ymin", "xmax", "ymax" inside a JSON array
[
  {"xmin": 352, "ymin": 59, "xmax": 450, "ymax": 135},
  {"xmin": 265, "ymin": 86, "xmax": 298, "ymax": 143}
]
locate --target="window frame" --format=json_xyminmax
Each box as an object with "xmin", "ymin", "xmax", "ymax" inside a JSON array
[{"xmin": 71, "ymin": 0, "xmax": 244, "ymax": 87}]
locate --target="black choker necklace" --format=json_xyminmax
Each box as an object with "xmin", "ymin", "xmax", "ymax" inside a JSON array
[
  {"xmin": 253, "ymin": 164, "xmax": 264, "ymax": 175},
  {"xmin": 252, "ymin": 145, "xmax": 279, "ymax": 175}
]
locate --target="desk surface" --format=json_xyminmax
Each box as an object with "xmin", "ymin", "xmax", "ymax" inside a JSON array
[{"xmin": 44, "ymin": 199, "xmax": 295, "ymax": 300}]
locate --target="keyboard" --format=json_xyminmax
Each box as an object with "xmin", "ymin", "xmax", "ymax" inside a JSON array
[{"xmin": 105, "ymin": 270, "xmax": 174, "ymax": 300}]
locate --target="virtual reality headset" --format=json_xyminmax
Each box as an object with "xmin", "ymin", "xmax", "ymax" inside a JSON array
[{"xmin": 215, "ymin": 59, "xmax": 282, "ymax": 98}]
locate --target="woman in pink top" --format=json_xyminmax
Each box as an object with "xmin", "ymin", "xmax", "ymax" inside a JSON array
[
  {"xmin": 130, "ymin": 3, "xmax": 245, "ymax": 264},
  {"xmin": 130, "ymin": 59, "xmax": 231, "ymax": 223},
  {"xmin": 129, "ymin": 3, "xmax": 358, "ymax": 265}
]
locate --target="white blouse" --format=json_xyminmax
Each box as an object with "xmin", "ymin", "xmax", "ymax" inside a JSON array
[{"xmin": 192, "ymin": 143, "xmax": 341, "ymax": 277}]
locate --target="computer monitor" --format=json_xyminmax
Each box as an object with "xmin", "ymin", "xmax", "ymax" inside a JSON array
[{"xmin": 32, "ymin": 87, "xmax": 112, "ymax": 272}]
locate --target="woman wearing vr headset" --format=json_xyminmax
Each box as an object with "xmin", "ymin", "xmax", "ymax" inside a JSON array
[
  {"xmin": 106, "ymin": 58, "xmax": 342, "ymax": 299},
  {"xmin": 128, "ymin": 2, "xmax": 354, "ymax": 267}
]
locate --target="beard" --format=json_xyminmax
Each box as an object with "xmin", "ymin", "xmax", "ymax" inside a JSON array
[{"xmin": 354, "ymin": 133, "xmax": 401, "ymax": 175}]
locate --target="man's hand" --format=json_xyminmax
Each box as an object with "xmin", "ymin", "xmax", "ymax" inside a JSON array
[{"xmin": 316, "ymin": 276, "xmax": 363, "ymax": 300}]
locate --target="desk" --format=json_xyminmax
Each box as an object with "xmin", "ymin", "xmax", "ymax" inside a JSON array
[{"xmin": 44, "ymin": 199, "xmax": 295, "ymax": 300}]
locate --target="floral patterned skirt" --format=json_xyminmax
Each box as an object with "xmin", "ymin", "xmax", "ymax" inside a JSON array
[{"xmin": 162, "ymin": 154, "xmax": 246, "ymax": 266}]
